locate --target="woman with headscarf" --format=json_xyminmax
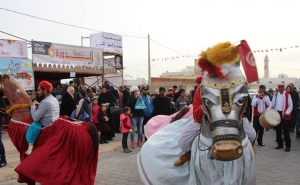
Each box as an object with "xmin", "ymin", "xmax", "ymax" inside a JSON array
[
  {"xmin": 60, "ymin": 87, "xmax": 76, "ymax": 117},
  {"xmin": 97, "ymin": 86, "xmax": 117, "ymax": 140}
]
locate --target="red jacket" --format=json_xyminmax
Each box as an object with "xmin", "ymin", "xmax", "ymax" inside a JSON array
[
  {"xmin": 192, "ymin": 86, "xmax": 203, "ymax": 123},
  {"xmin": 120, "ymin": 113, "xmax": 132, "ymax": 133}
]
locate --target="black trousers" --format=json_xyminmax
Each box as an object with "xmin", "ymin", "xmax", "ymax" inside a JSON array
[
  {"xmin": 100, "ymin": 132, "xmax": 108, "ymax": 141},
  {"xmin": 107, "ymin": 114, "xmax": 115, "ymax": 139},
  {"xmin": 122, "ymin": 133, "xmax": 129, "ymax": 149},
  {"xmin": 141, "ymin": 116, "xmax": 152, "ymax": 142},
  {"xmin": 275, "ymin": 111, "xmax": 291, "ymax": 147},
  {"xmin": 114, "ymin": 113, "xmax": 121, "ymax": 133},
  {"xmin": 290, "ymin": 111, "xmax": 297, "ymax": 131},
  {"xmin": 253, "ymin": 115, "xmax": 264, "ymax": 144}
]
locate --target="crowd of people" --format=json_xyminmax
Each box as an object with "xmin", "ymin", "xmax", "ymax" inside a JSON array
[{"xmin": 55, "ymin": 80, "xmax": 195, "ymax": 153}]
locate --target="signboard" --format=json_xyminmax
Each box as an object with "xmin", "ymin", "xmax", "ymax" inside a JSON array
[
  {"xmin": 90, "ymin": 32, "xmax": 122, "ymax": 51},
  {"xmin": 0, "ymin": 58, "xmax": 34, "ymax": 90},
  {"xmin": 0, "ymin": 39, "xmax": 28, "ymax": 58},
  {"xmin": 32, "ymin": 41, "xmax": 103, "ymax": 67}
]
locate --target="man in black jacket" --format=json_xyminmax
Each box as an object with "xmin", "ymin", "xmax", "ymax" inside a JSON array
[
  {"xmin": 152, "ymin": 87, "xmax": 171, "ymax": 116},
  {"xmin": 120, "ymin": 86, "xmax": 130, "ymax": 107},
  {"xmin": 173, "ymin": 85, "xmax": 183, "ymax": 103},
  {"xmin": 288, "ymin": 83, "xmax": 299, "ymax": 132}
]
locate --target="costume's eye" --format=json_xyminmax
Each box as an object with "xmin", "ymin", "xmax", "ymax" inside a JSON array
[
  {"xmin": 204, "ymin": 99, "xmax": 214, "ymax": 107},
  {"xmin": 236, "ymin": 97, "xmax": 245, "ymax": 106}
]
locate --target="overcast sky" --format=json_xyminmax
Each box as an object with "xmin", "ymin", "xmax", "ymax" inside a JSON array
[{"xmin": 1, "ymin": 0, "xmax": 300, "ymax": 80}]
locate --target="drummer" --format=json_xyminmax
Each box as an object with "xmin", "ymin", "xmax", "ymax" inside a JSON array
[
  {"xmin": 251, "ymin": 85, "xmax": 272, "ymax": 146},
  {"xmin": 270, "ymin": 83, "xmax": 293, "ymax": 152}
]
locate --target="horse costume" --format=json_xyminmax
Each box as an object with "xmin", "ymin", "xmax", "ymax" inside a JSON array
[
  {"xmin": 137, "ymin": 42, "xmax": 256, "ymax": 185},
  {"xmin": 0, "ymin": 74, "xmax": 99, "ymax": 185}
]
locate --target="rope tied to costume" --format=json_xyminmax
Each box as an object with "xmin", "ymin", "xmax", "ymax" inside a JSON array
[{"xmin": 6, "ymin": 104, "xmax": 30, "ymax": 116}]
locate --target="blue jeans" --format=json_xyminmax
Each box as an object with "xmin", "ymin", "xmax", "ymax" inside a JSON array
[
  {"xmin": 130, "ymin": 116, "xmax": 144, "ymax": 143},
  {"xmin": 0, "ymin": 122, "xmax": 6, "ymax": 163}
]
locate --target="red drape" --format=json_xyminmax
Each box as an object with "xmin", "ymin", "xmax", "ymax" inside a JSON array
[{"xmin": 8, "ymin": 116, "xmax": 98, "ymax": 185}]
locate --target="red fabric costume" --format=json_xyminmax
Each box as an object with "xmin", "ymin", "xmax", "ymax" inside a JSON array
[
  {"xmin": 8, "ymin": 116, "xmax": 98, "ymax": 185},
  {"xmin": 193, "ymin": 84, "xmax": 203, "ymax": 124}
]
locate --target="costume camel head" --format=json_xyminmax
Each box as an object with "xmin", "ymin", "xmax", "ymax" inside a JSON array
[{"xmin": 198, "ymin": 42, "xmax": 248, "ymax": 161}]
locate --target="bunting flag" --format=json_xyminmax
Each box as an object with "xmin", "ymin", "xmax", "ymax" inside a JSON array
[
  {"xmin": 151, "ymin": 55, "xmax": 196, "ymax": 61},
  {"xmin": 151, "ymin": 45, "xmax": 299, "ymax": 61}
]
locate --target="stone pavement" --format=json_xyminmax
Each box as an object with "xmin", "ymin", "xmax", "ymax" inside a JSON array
[{"xmin": 1, "ymin": 128, "xmax": 300, "ymax": 185}]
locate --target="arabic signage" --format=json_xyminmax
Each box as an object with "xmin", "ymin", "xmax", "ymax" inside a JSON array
[
  {"xmin": 0, "ymin": 58, "xmax": 34, "ymax": 90},
  {"xmin": 90, "ymin": 32, "xmax": 122, "ymax": 51},
  {"xmin": 0, "ymin": 39, "xmax": 28, "ymax": 58},
  {"xmin": 32, "ymin": 41, "xmax": 103, "ymax": 67}
]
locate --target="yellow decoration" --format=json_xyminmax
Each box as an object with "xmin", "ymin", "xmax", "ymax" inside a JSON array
[
  {"xmin": 6, "ymin": 104, "xmax": 30, "ymax": 116},
  {"xmin": 205, "ymin": 42, "xmax": 239, "ymax": 67}
]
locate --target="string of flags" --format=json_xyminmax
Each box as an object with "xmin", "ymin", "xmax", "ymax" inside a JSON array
[
  {"xmin": 151, "ymin": 45, "xmax": 299, "ymax": 61},
  {"xmin": 252, "ymin": 46, "xmax": 298, "ymax": 53},
  {"xmin": 151, "ymin": 55, "xmax": 197, "ymax": 61}
]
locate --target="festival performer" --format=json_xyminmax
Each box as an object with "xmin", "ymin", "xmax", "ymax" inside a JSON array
[
  {"xmin": 137, "ymin": 41, "xmax": 256, "ymax": 185},
  {"xmin": 173, "ymin": 76, "xmax": 203, "ymax": 166},
  {"xmin": 270, "ymin": 83, "xmax": 293, "ymax": 152},
  {"xmin": 26, "ymin": 80, "xmax": 59, "ymax": 155},
  {"xmin": 251, "ymin": 85, "xmax": 272, "ymax": 146}
]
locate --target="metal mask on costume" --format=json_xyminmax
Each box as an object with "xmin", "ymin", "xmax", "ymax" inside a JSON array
[{"xmin": 201, "ymin": 63, "xmax": 248, "ymax": 161}]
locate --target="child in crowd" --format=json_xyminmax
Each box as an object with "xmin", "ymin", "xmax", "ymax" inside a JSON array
[
  {"xmin": 97, "ymin": 104, "xmax": 110, "ymax": 144},
  {"xmin": 120, "ymin": 106, "xmax": 133, "ymax": 153},
  {"xmin": 175, "ymin": 89, "xmax": 191, "ymax": 111},
  {"xmin": 91, "ymin": 97, "xmax": 100, "ymax": 131}
]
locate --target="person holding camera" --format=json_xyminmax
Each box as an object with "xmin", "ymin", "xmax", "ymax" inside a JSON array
[{"xmin": 251, "ymin": 85, "xmax": 272, "ymax": 146}]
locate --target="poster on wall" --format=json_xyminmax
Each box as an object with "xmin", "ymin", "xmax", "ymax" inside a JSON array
[
  {"xmin": 0, "ymin": 39, "xmax": 28, "ymax": 58},
  {"xmin": 0, "ymin": 58, "xmax": 34, "ymax": 90},
  {"xmin": 115, "ymin": 55, "xmax": 123, "ymax": 69},
  {"xmin": 90, "ymin": 32, "xmax": 122, "ymax": 52},
  {"xmin": 32, "ymin": 41, "xmax": 103, "ymax": 68}
]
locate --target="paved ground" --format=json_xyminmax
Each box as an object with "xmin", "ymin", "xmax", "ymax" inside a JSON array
[{"xmin": 1, "ymin": 128, "xmax": 300, "ymax": 185}]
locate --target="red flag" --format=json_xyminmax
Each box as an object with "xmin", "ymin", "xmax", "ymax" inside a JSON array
[{"xmin": 237, "ymin": 40, "xmax": 259, "ymax": 83}]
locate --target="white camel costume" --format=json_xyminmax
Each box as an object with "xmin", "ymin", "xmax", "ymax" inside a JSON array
[{"xmin": 137, "ymin": 42, "xmax": 256, "ymax": 185}]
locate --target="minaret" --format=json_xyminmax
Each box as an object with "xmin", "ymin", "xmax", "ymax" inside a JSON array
[{"xmin": 264, "ymin": 54, "xmax": 269, "ymax": 78}]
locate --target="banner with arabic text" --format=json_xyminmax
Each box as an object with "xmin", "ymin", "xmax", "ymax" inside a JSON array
[
  {"xmin": 0, "ymin": 39, "xmax": 28, "ymax": 58},
  {"xmin": 0, "ymin": 58, "xmax": 34, "ymax": 90},
  {"xmin": 32, "ymin": 41, "xmax": 103, "ymax": 67},
  {"xmin": 90, "ymin": 32, "xmax": 122, "ymax": 51}
]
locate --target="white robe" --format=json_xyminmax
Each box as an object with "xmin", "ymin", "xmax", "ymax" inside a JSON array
[{"xmin": 137, "ymin": 116, "xmax": 256, "ymax": 185}]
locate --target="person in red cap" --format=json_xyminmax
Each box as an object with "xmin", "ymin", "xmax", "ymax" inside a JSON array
[
  {"xmin": 166, "ymin": 88, "xmax": 175, "ymax": 101},
  {"xmin": 190, "ymin": 76, "xmax": 203, "ymax": 103},
  {"xmin": 26, "ymin": 80, "xmax": 60, "ymax": 154},
  {"xmin": 270, "ymin": 83, "xmax": 293, "ymax": 152}
]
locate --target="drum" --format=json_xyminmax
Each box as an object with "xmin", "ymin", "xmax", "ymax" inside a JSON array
[{"xmin": 259, "ymin": 109, "xmax": 281, "ymax": 129}]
